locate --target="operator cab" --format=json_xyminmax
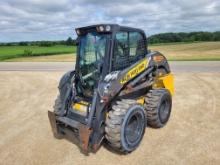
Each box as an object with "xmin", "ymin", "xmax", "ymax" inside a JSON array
[{"xmin": 75, "ymin": 24, "xmax": 148, "ymax": 98}]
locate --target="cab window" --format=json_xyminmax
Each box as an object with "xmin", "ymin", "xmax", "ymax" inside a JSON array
[{"xmin": 112, "ymin": 31, "xmax": 146, "ymax": 71}]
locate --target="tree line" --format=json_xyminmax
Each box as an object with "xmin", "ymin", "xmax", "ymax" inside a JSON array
[
  {"xmin": 1, "ymin": 31, "xmax": 220, "ymax": 46},
  {"xmin": 148, "ymin": 31, "xmax": 220, "ymax": 44},
  {"xmin": 0, "ymin": 37, "xmax": 76, "ymax": 47}
]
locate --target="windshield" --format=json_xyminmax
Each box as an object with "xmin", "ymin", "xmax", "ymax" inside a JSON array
[{"xmin": 77, "ymin": 31, "xmax": 107, "ymax": 97}]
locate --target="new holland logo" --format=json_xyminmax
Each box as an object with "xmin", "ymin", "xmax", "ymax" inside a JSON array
[{"xmin": 120, "ymin": 59, "xmax": 148, "ymax": 84}]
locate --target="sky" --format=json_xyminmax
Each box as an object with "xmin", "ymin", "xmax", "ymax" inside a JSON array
[{"xmin": 0, "ymin": 0, "xmax": 220, "ymax": 42}]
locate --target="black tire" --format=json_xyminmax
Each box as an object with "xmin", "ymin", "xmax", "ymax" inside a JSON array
[
  {"xmin": 53, "ymin": 95, "xmax": 64, "ymax": 139},
  {"xmin": 145, "ymin": 89, "xmax": 172, "ymax": 128},
  {"xmin": 105, "ymin": 99, "xmax": 146, "ymax": 153},
  {"xmin": 53, "ymin": 95, "xmax": 64, "ymax": 116}
]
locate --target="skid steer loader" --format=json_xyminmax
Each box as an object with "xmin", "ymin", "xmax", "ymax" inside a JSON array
[{"xmin": 48, "ymin": 24, "xmax": 174, "ymax": 153}]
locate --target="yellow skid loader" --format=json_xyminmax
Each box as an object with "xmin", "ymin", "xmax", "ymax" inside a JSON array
[{"xmin": 48, "ymin": 24, "xmax": 174, "ymax": 153}]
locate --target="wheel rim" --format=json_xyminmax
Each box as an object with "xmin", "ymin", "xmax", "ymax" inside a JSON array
[
  {"xmin": 125, "ymin": 111, "xmax": 144, "ymax": 145},
  {"xmin": 159, "ymin": 98, "xmax": 170, "ymax": 123}
]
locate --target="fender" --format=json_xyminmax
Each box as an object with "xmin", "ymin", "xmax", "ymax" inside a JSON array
[
  {"xmin": 59, "ymin": 70, "xmax": 75, "ymax": 89},
  {"xmin": 147, "ymin": 51, "xmax": 171, "ymax": 74}
]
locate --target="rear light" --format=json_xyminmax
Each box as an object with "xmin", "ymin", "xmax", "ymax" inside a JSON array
[{"xmin": 153, "ymin": 55, "xmax": 165, "ymax": 62}]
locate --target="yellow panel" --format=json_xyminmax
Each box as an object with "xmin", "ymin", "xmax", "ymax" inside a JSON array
[
  {"xmin": 159, "ymin": 73, "xmax": 174, "ymax": 95},
  {"xmin": 136, "ymin": 97, "xmax": 145, "ymax": 105},
  {"xmin": 72, "ymin": 102, "xmax": 88, "ymax": 112},
  {"xmin": 78, "ymin": 100, "xmax": 89, "ymax": 106},
  {"xmin": 106, "ymin": 112, "xmax": 109, "ymax": 119},
  {"xmin": 120, "ymin": 59, "xmax": 148, "ymax": 84}
]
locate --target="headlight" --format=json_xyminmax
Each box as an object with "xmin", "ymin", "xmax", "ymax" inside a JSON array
[
  {"xmin": 76, "ymin": 29, "xmax": 81, "ymax": 35},
  {"xmin": 105, "ymin": 25, "xmax": 111, "ymax": 31},
  {"xmin": 98, "ymin": 26, "xmax": 104, "ymax": 32}
]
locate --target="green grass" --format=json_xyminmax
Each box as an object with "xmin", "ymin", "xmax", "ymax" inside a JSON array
[
  {"xmin": 1, "ymin": 42, "xmax": 220, "ymax": 61},
  {"xmin": 0, "ymin": 45, "xmax": 76, "ymax": 61}
]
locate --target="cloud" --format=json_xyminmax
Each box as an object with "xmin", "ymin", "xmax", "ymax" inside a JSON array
[{"xmin": 0, "ymin": 0, "xmax": 220, "ymax": 42}]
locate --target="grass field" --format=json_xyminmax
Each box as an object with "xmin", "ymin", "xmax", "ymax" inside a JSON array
[
  {"xmin": 1, "ymin": 42, "xmax": 220, "ymax": 61},
  {"xmin": 0, "ymin": 45, "xmax": 75, "ymax": 61},
  {"xmin": 151, "ymin": 42, "xmax": 220, "ymax": 61}
]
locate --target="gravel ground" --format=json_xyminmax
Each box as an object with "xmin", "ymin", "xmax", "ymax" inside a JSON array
[{"xmin": 0, "ymin": 72, "xmax": 220, "ymax": 165}]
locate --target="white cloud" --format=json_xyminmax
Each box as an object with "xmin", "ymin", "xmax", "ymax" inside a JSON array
[{"xmin": 0, "ymin": 0, "xmax": 220, "ymax": 42}]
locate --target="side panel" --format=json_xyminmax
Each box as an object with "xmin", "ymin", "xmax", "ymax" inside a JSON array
[
  {"xmin": 100, "ymin": 57, "xmax": 151, "ymax": 101},
  {"xmin": 153, "ymin": 73, "xmax": 174, "ymax": 95},
  {"xmin": 120, "ymin": 59, "xmax": 148, "ymax": 84},
  {"xmin": 160, "ymin": 74, "xmax": 174, "ymax": 95}
]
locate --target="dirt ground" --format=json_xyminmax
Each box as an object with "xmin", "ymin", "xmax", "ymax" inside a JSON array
[{"xmin": 0, "ymin": 72, "xmax": 220, "ymax": 165}]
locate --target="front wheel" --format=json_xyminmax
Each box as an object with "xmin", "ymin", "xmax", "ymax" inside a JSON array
[
  {"xmin": 105, "ymin": 99, "xmax": 146, "ymax": 153},
  {"xmin": 52, "ymin": 95, "xmax": 64, "ymax": 139}
]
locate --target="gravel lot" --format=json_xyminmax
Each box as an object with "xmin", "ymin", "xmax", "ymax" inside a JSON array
[{"xmin": 0, "ymin": 72, "xmax": 220, "ymax": 165}]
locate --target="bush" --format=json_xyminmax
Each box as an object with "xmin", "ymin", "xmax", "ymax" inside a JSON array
[
  {"xmin": 23, "ymin": 49, "xmax": 33, "ymax": 56},
  {"xmin": 39, "ymin": 41, "xmax": 53, "ymax": 47}
]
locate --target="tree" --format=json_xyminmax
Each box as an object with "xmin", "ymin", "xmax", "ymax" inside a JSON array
[
  {"xmin": 39, "ymin": 41, "xmax": 53, "ymax": 47},
  {"xmin": 66, "ymin": 37, "xmax": 74, "ymax": 46},
  {"xmin": 213, "ymin": 31, "xmax": 220, "ymax": 41},
  {"xmin": 19, "ymin": 42, "xmax": 28, "ymax": 46}
]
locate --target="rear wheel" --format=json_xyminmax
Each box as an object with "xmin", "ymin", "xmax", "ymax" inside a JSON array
[
  {"xmin": 105, "ymin": 99, "xmax": 146, "ymax": 153},
  {"xmin": 145, "ymin": 89, "xmax": 172, "ymax": 128}
]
